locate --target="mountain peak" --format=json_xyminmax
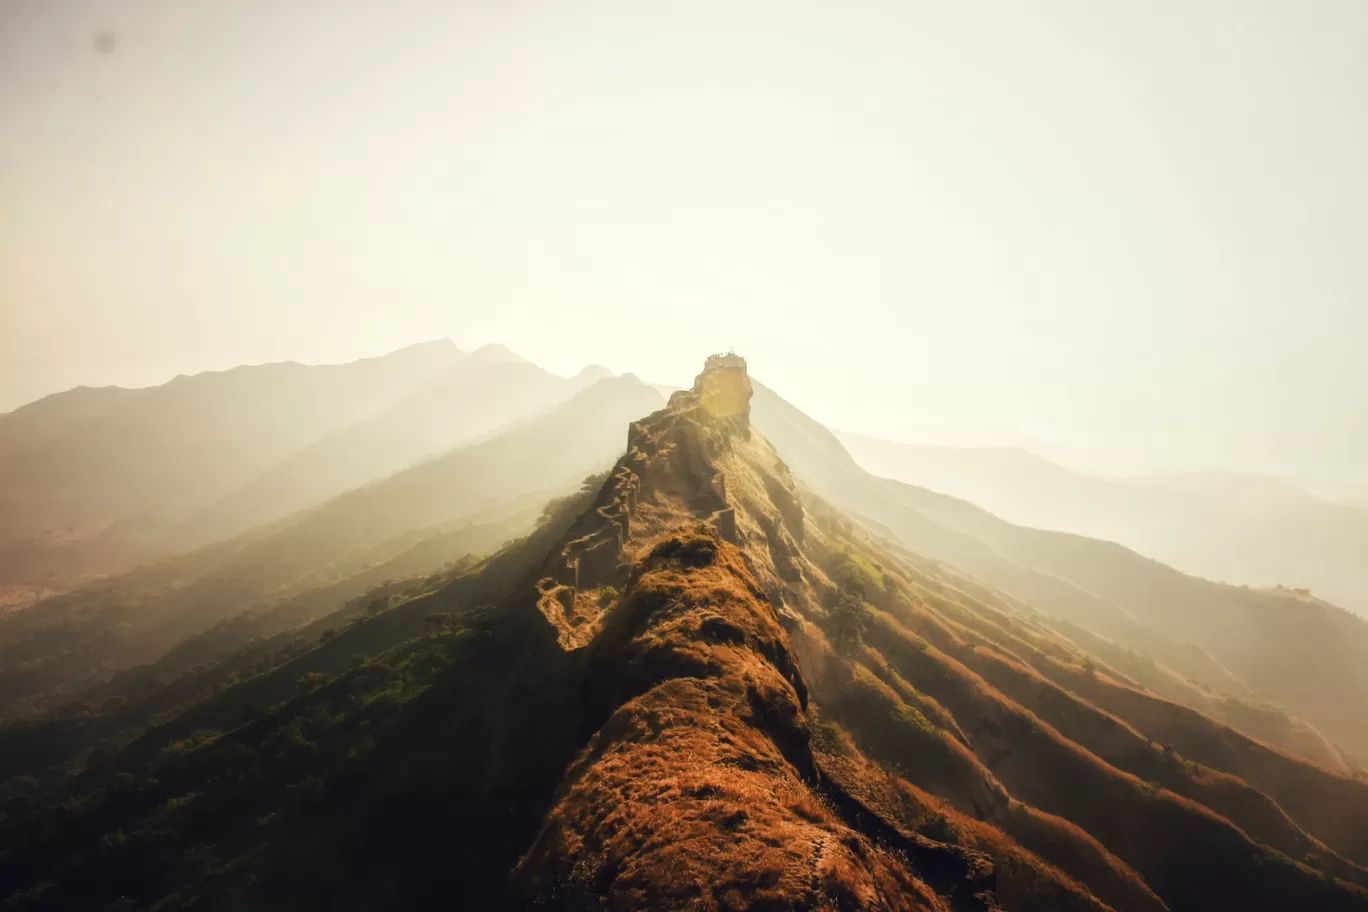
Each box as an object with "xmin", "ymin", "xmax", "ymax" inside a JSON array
[
  {"xmin": 468, "ymin": 342, "xmax": 527, "ymax": 364},
  {"xmin": 568, "ymin": 363, "xmax": 614, "ymax": 391},
  {"xmin": 533, "ymin": 353, "xmax": 791, "ymax": 652},
  {"xmin": 573, "ymin": 363, "xmax": 613, "ymax": 381},
  {"xmin": 392, "ymin": 337, "xmax": 459, "ymax": 354},
  {"xmin": 667, "ymin": 351, "xmax": 753, "ymax": 435}
]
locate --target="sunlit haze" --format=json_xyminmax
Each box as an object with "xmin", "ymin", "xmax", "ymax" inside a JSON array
[
  {"xmin": 8, "ymin": 8, "xmax": 1368, "ymax": 905},
  {"xmin": 3, "ymin": 0, "xmax": 1366, "ymax": 489}
]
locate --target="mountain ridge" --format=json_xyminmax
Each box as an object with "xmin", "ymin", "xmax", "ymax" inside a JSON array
[{"xmin": 3, "ymin": 351, "xmax": 1368, "ymax": 911}]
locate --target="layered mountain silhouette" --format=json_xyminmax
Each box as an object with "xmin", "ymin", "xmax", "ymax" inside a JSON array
[
  {"xmin": 0, "ymin": 342, "xmax": 611, "ymax": 603},
  {"xmin": 746, "ymin": 390, "xmax": 1368, "ymax": 765},
  {"xmin": 2, "ymin": 351, "xmax": 1368, "ymax": 911},
  {"xmin": 840, "ymin": 435, "xmax": 1368, "ymax": 617}
]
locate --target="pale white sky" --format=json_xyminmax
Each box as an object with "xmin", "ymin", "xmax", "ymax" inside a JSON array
[{"xmin": 2, "ymin": 0, "xmax": 1366, "ymax": 484}]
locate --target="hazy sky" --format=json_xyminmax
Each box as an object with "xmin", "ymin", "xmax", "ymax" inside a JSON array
[{"xmin": 2, "ymin": 0, "xmax": 1366, "ymax": 485}]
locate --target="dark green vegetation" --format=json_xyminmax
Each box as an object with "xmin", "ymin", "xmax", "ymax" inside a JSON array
[
  {"xmin": 3, "ymin": 351, "xmax": 1368, "ymax": 910},
  {"xmin": 0, "ymin": 474, "xmax": 608, "ymax": 910}
]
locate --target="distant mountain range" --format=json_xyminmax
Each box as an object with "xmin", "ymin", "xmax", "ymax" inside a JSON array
[
  {"xmin": 840, "ymin": 434, "xmax": 1368, "ymax": 617},
  {"xmin": 0, "ymin": 341, "xmax": 616, "ymax": 603},
  {"xmin": 2, "ymin": 346, "xmax": 1368, "ymax": 911}
]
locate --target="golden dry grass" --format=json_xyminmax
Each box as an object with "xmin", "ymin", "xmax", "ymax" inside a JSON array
[{"xmin": 514, "ymin": 532, "xmax": 947, "ymax": 910}]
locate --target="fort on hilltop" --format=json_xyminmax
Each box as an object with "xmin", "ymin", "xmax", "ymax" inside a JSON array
[{"xmin": 704, "ymin": 351, "xmax": 747, "ymax": 372}]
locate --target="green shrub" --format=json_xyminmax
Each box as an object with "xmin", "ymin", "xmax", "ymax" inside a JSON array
[
  {"xmin": 917, "ymin": 810, "xmax": 960, "ymax": 844},
  {"xmin": 808, "ymin": 717, "xmax": 851, "ymax": 757}
]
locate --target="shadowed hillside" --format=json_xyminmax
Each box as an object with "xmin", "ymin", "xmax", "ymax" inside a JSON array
[{"xmin": 0, "ymin": 376, "xmax": 664, "ymax": 723}]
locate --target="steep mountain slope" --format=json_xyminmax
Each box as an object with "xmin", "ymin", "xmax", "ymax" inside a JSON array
[
  {"xmin": 840, "ymin": 434, "xmax": 1368, "ymax": 617},
  {"xmin": 0, "ymin": 376, "xmax": 664, "ymax": 722},
  {"xmin": 0, "ymin": 341, "xmax": 464, "ymax": 590},
  {"xmin": 753, "ymin": 384, "xmax": 1368, "ymax": 766},
  {"xmin": 5, "ymin": 356, "xmax": 1367, "ymax": 912}
]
